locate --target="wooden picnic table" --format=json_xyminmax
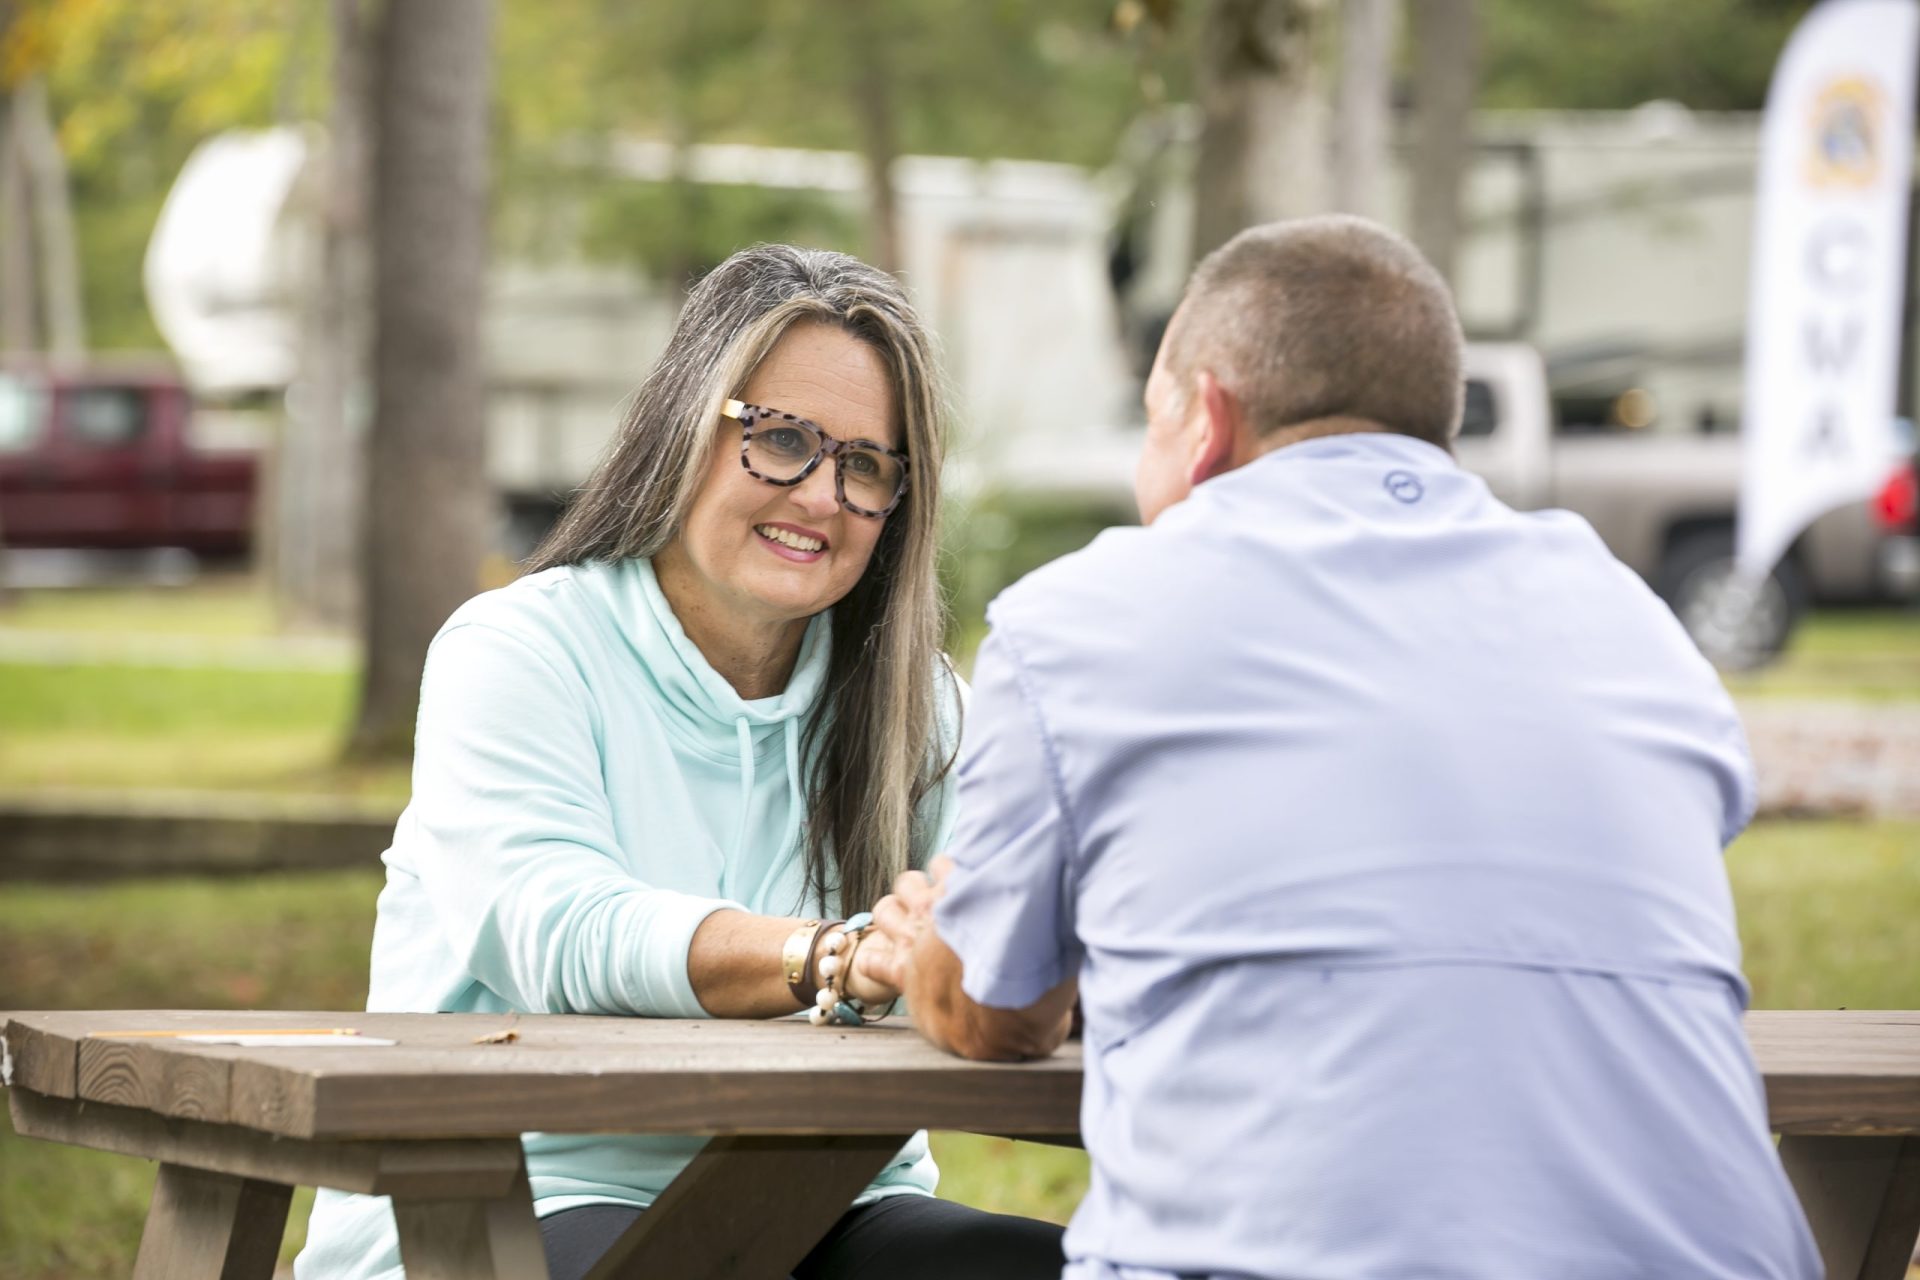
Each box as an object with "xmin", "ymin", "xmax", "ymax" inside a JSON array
[{"xmin": 2, "ymin": 1008, "xmax": 1918, "ymax": 1280}]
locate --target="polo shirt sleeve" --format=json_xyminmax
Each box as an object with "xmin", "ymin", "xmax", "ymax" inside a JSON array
[
  {"xmin": 908, "ymin": 658, "xmax": 971, "ymax": 870},
  {"xmin": 932, "ymin": 620, "xmax": 1084, "ymax": 1010}
]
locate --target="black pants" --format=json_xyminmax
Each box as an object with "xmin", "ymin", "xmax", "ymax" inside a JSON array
[{"xmin": 541, "ymin": 1193, "xmax": 1064, "ymax": 1280}]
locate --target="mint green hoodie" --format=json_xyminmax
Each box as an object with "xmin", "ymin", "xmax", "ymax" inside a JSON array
[{"xmin": 296, "ymin": 557, "xmax": 959, "ymax": 1280}]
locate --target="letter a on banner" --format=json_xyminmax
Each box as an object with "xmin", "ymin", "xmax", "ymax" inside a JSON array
[{"xmin": 1738, "ymin": 0, "xmax": 1920, "ymax": 582}]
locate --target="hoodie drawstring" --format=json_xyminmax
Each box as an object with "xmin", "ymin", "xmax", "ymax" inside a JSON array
[
  {"xmin": 729, "ymin": 716, "xmax": 755, "ymax": 897},
  {"xmin": 732, "ymin": 715, "xmax": 811, "ymax": 909}
]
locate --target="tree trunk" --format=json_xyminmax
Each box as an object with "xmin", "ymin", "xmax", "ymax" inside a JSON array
[
  {"xmin": 281, "ymin": 0, "xmax": 371, "ymax": 631},
  {"xmin": 1407, "ymin": 0, "xmax": 1477, "ymax": 284},
  {"xmin": 1191, "ymin": 0, "xmax": 1331, "ymax": 264},
  {"xmin": 1332, "ymin": 0, "xmax": 1396, "ymax": 220},
  {"xmin": 347, "ymin": 0, "xmax": 495, "ymax": 761},
  {"xmin": 842, "ymin": 0, "xmax": 901, "ymax": 275},
  {"xmin": 0, "ymin": 93, "xmax": 35, "ymax": 353},
  {"xmin": 13, "ymin": 77, "xmax": 84, "ymax": 359}
]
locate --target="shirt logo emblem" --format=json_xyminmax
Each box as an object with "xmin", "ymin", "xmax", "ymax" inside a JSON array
[{"xmin": 1384, "ymin": 470, "xmax": 1424, "ymax": 504}]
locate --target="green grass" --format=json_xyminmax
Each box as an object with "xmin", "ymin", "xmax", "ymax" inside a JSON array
[
  {"xmin": 0, "ymin": 661, "xmax": 410, "ymax": 801},
  {"xmin": 0, "ymin": 579, "xmax": 282, "ymax": 638},
  {"xmin": 2, "ymin": 819, "xmax": 1918, "ymax": 1277},
  {"xmin": 1727, "ymin": 608, "xmax": 1920, "ymax": 702}
]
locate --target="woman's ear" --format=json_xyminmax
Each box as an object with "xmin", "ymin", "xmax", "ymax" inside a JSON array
[{"xmin": 1187, "ymin": 370, "xmax": 1244, "ymax": 486}]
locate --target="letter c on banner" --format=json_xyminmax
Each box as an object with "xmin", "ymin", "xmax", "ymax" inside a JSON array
[{"xmin": 1805, "ymin": 218, "xmax": 1872, "ymax": 293}]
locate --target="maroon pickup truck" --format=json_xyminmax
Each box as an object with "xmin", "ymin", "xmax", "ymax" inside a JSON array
[{"xmin": 0, "ymin": 363, "xmax": 256, "ymax": 557}]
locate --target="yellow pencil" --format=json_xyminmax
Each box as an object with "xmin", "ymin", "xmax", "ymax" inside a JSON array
[{"xmin": 89, "ymin": 1028, "xmax": 363, "ymax": 1039}]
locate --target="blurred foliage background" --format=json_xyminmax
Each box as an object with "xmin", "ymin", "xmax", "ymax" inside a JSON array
[{"xmin": 14, "ymin": 0, "xmax": 1818, "ymax": 349}]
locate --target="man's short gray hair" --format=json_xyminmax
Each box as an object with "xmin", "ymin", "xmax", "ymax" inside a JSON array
[{"xmin": 1166, "ymin": 214, "xmax": 1466, "ymax": 446}]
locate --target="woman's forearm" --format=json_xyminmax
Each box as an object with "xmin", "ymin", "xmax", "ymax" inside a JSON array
[{"xmin": 686, "ymin": 910, "xmax": 813, "ymax": 1018}]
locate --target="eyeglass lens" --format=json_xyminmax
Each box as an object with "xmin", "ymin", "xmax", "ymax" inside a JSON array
[{"xmin": 746, "ymin": 419, "xmax": 905, "ymax": 513}]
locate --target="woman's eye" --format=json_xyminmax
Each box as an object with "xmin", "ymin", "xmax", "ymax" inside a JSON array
[
  {"xmin": 844, "ymin": 451, "xmax": 879, "ymax": 477},
  {"xmin": 763, "ymin": 427, "xmax": 813, "ymax": 457}
]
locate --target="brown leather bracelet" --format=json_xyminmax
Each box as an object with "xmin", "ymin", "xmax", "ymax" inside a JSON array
[{"xmin": 785, "ymin": 918, "xmax": 845, "ymax": 1008}]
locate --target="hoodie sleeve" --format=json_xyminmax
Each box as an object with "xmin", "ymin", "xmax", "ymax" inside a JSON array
[{"xmin": 405, "ymin": 619, "xmax": 745, "ymax": 1017}]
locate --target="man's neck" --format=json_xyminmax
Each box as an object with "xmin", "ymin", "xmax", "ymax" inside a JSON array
[{"xmin": 1249, "ymin": 415, "xmax": 1442, "ymax": 461}]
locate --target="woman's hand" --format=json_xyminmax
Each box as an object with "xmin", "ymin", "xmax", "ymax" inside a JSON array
[
  {"xmin": 841, "ymin": 918, "xmax": 907, "ymax": 1007},
  {"xmin": 847, "ymin": 857, "xmax": 951, "ymax": 1003}
]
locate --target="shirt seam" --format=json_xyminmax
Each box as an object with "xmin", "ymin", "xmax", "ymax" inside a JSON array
[
  {"xmin": 984, "ymin": 617, "xmax": 1088, "ymax": 985},
  {"xmin": 988, "ymin": 618, "xmax": 1084, "ymax": 865}
]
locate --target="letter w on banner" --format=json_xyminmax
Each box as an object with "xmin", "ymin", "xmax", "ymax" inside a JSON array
[{"xmin": 1738, "ymin": 0, "xmax": 1920, "ymax": 582}]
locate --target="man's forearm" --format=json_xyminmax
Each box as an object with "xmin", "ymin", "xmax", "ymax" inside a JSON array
[{"xmin": 906, "ymin": 925, "xmax": 1076, "ymax": 1062}]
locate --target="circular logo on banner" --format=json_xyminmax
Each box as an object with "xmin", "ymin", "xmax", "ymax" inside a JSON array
[
  {"xmin": 1807, "ymin": 76, "xmax": 1885, "ymax": 189},
  {"xmin": 1384, "ymin": 471, "xmax": 1424, "ymax": 504}
]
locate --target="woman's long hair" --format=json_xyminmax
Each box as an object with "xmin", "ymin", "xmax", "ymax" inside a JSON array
[{"xmin": 527, "ymin": 245, "xmax": 953, "ymax": 914}]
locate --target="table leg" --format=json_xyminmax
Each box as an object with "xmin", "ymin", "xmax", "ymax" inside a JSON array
[
  {"xmin": 391, "ymin": 1154, "xmax": 550, "ymax": 1280},
  {"xmin": 1779, "ymin": 1134, "xmax": 1920, "ymax": 1280},
  {"xmin": 585, "ymin": 1134, "xmax": 914, "ymax": 1280},
  {"xmin": 130, "ymin": 1162, "xmax": 292, "ymax": 1280}
]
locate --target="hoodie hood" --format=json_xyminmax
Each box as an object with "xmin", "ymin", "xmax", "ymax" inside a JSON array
[
  {"xmin": 622, "ymin": 556, "xmax": 830, "ymax": 733},
  {"xmin": 581, "ymin": 556, "xmax": 830, "ymax": 902}
]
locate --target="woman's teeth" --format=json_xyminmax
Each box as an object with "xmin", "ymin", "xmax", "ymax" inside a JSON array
[{"xmin": 757, "ymin": 525, "xmax": 825, "ymax": 552}]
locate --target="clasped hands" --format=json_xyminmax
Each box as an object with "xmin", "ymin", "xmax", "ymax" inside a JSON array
[{"xmin": 831, "ymin": 856, "xmax": 952, "ymax": 1008}]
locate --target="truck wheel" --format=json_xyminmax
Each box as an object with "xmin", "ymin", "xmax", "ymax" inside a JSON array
[{"xmin": 1658, "ymin": 530, "xmax": 1807, "ymax": 671}]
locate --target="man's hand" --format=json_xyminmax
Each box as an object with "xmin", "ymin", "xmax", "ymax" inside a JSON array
[
  {"xmin": 854, "ymin": 856, "xmax": 950, "ymax": 999},
  {"xmin": 869, "ymin": 856, "xmax": 1076, "ymax": 1061}
]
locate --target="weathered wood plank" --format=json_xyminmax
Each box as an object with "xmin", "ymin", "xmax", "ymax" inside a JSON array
[
  {"xmin": 1779, "ymin": 1134, "xmax": 1920, "ymax": 1280},
  {"xmin": 79, "ymin": 1036, "xmax": 236, "ymax": 1124},
  {"xmin": 13, "ymin": 1008, "xmax": 1920, "ymax": 1143},
  {"xmin": 7, "ymin": 1088, "xmax": 526, "ymax": 1199},
  {"xmin": 131, "ymin": 1163, "xmax": 290, "ymax": 1280},
  {"xmin": 3, "ymin": 1016, "xmax": 78, "ymax": 1097},
  {"xmin": 288, "ymin": 1059, "xmax": 1082, "ymax": 1141},
  {"xmin": 586, "ymin": 1135, "xmax": 911, "ymax": 1280},
  {"xmin": 1747, "ymin": 1012, "xmax": 1920, "ymax": 1134},
  {"xmin": 392, "ymin": 1159, "xmax": 548, "ymax": 1280}
]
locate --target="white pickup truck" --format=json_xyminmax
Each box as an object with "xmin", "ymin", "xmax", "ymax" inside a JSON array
[
  {"xmin": 977, "ymin": 342, "xmax": 1920, "ymax": 667},
  {"xmin": 1457, "ymin": 343, "xmax": 1919, "ymax": 665}
]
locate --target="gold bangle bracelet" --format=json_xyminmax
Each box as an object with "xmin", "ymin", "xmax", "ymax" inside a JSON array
[{"xmin": 781, "ymin": 920, "xmax": 822, "ymax": 1003}]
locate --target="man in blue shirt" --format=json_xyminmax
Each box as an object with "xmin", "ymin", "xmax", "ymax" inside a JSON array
[{"xmin": 872, "ymin": 215, "xmax": 1820, "ymax": 1279}]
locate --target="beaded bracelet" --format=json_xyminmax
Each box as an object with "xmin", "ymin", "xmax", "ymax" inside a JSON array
[{"xmin": 808, "ymin": 911, "xmax": 896, "ymax": 1027}]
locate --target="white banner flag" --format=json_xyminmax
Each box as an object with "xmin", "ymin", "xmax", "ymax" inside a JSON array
[{"xmin": 1738, "ymin": 0, "xmax": 1920, "ymax": 580}]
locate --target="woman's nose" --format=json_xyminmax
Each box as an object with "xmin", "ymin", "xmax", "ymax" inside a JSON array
[{"xmin": 789, "ymin": 460, "xmax": 841, "ymax": 517}]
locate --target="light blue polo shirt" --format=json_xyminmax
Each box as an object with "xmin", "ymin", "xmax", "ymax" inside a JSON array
[{"xmin": 934, "ymin": 433, "xmax": 1820, "ymax": 1280}]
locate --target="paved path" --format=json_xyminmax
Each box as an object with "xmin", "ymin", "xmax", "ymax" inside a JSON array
[{"xmin": 1742, "ymin": 702, "xmax": 1920, "ymax": 819}]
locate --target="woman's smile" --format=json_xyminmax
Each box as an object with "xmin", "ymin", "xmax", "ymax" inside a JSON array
[{"xmin": 754, "ymin": 520, "xmax": 831, "ymax": 563}]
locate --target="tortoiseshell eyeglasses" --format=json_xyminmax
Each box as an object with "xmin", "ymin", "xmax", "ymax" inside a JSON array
[{"xmin": 722, "ymin": 399, "xmax": 910, "ymax": 518}]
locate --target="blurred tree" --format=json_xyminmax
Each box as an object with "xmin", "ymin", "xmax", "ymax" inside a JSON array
[
  {"xmin": 1332, "ymin": 0, "xmax": 1395, "ymax": 220},
  {"xmin": 1408, "ymin": 0, "xmax": 1475, "ymax": 285},
  {"xmin": 275, "ymin": 0, "xmax": 368, "ymax": 633},
  {"xmin": 347, "ymin": 0, "xmax": 494, "ymax": 760},
  {"xmin": 840, "ymin": 0, "xmax": 901, "ymax": 275},
  {"xmin": 0, "ymin": 0, "xmax": 85, "ymax": 357},
  {"xmin": 17, "ymin": 0, "xmax": 319, "ymax": 349},
  {"xmin": 1191, "ymin": 0, "xmax": 1331, "ymax": 263}
]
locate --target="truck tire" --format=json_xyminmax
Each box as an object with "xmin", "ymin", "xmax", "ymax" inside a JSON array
[{"xmin": 1658, "ymin": 529, "xmax": 1808, "ymax": 670}]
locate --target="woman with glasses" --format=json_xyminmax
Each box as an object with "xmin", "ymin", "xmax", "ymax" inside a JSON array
[{"xmin": 295, "ymin": 246, "xmax": 1063, "ymax": 1280}]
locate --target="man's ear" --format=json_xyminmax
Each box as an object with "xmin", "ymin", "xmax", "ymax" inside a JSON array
[{"xmin": 1187, "ymin": 369, "xmax": 1243, "ymax": 486}]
